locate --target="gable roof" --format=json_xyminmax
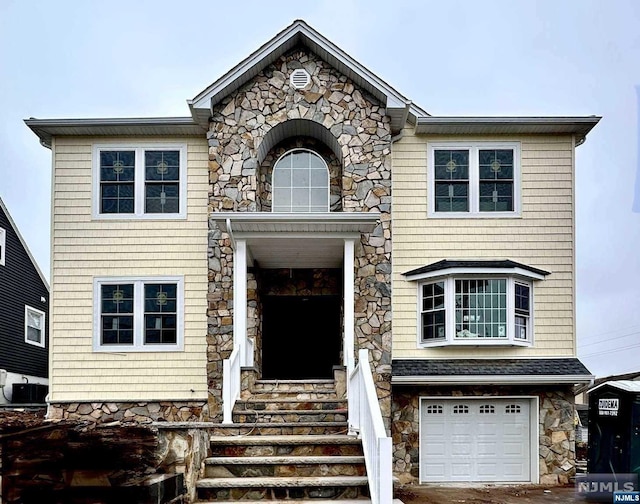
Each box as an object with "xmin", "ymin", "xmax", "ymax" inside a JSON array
[
  {"xmin": 0, "ymin": 197, "xmax": 49, "ymax": 290},
  {"xmin": 188, "ymin": 19, "xmax": 430, "ymax": 134}
]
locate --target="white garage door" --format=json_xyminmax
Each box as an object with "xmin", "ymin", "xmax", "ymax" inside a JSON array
[{"xmin": 421, "ymin": 398, "xmax": 531, "ymax": 482}]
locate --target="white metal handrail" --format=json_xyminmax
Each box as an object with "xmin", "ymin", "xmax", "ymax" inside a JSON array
[
  {"xmin": 222, "ymin": 346, "xmax": 241, "ymax": 424},
  {"xmin": 348, "ymin": 349, "xmax": 393, "ymax": 504}
]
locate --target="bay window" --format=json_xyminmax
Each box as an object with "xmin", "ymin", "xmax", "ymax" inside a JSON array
[{"xmin": 419, "ymin": 276, "xmax": 532, "ymax": 346}]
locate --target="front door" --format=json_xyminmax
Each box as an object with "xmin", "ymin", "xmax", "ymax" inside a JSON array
[{"xmin": 262, "ymin": 295, "xmax": 341, "ymax": 380}]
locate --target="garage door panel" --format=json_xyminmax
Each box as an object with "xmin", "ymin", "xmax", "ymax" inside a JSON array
[
  {"xmin": 477, "ymin": 463, "xmax": 499, "ymax": 478},
  {"xmin": 451, "ymin": 463, "xmax": 472, "ymax": 478},
  {"xmin": 424, "ymin": 463, "xmax": 446, "ymax": 478},
  {"xmin": 422, "ymin": 399, "xmax": 531, "ymax": 483},
  {"xmin": 477, "ymin": 442, "xmax": 498, "ymax": 456},
  {"xmin": 424, "ymin": 441, "xmax": 446, "ymax": 456}
]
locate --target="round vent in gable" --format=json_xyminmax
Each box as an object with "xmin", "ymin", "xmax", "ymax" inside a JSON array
[{"xmin": 290, "ymin": 69, "xmax": 311, "ymax": 89}]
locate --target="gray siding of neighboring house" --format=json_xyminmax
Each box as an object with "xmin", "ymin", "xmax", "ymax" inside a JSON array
[{"xmin": 0, "ymin": 204, "xmax": 49, "ymax": 378}]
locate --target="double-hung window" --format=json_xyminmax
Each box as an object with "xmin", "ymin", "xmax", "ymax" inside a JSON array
[
  {"xmin": 93, "ymin": 277, "xmax": 184, "ymax": 352},
  {"xmin": 419, "ymin": 277, "xmax": 532, "ymax": 346},
  {"xmin": 25, "ymin": 306, "xmax": 46, "ymax": 348},
  {"xmin": 0, "ymin": 227, "xmax": 5, "ymax": 266},
  {"xmin": 428, "ymin": 142, "xmax": 520, "ymax": 217},
  {"xmin": 93, "ymin": 144, "xmax": 186, "ymax": 219}
]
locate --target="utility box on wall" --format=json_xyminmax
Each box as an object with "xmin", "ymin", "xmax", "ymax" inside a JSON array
[
  {"xmin": 12, "ymin": 383, "xmax": 48, "ymax": 403},
  {"xmin": 587, "ymin": 381, "xmax": 640, "ymax": 478}
]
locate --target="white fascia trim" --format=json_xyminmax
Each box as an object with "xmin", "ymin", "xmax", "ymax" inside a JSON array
[
  {"xmin": 405, "ymin": 267, "xmax": 547, "ymax": 282},
  {"xmin": 212, "ymin": 212, "xmax": 381, "ymax": 232},
  {"xmin": 392, "ymin": 374, "xmax": 595, "ymax": 385},
  {"xmin": 189, "ymin": 20, "xmax": 427, "ymax": 119}
]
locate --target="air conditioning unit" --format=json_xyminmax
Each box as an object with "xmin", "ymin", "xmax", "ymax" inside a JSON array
[{"xmin": 12, "ymin": 383, "xmax": 48, "ymax": 404}]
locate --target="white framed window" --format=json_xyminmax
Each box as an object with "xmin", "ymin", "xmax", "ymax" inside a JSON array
[
  {"xmin": 93, "ymin": 276, "xmax": 184, "ymax": 352},
  {"xmin": 418, "ymin": 276, "xmax": 533, "ymax": 347},
  {"xmin": 25, "ymin": 305, "xmax": 45, "ymax": 348},
  {"xmin": 427, "ymin": 142, "xmax": 521, "ymax": 217},
  {"xmin": 0, "ymin": 227, "xmax": 5, "ymax": 266},
  {"xmin": 272, "ymin": 149, "xmax": 329, "ymax": 213},
  {"xmin": 92, "ymin": 144, "xmax": 187, "ymax": 219}
]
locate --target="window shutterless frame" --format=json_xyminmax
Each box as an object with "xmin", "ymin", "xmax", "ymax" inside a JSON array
[
  {"xmin": 427, "ymin": 142, "xmax": 521, "ymax": 218},
  {"xmin": 93, "ymin": 276, "xmax": 184, "ymax": 352},
  {"xmin": 416, "ymin": 275, "xmax": 533, "ymax": 347},
  {"xmin": 24, "ymin": 305, "xmax": 46, "ymax": 348},
  {"xmin": 92, "ymin": 144, "xmax": 187, "ymax": 219}
]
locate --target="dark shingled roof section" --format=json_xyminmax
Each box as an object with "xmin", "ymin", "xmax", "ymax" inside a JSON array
[
  {"xmin": 402, "ymin": 259, "xmax": 550, "ymax": 278},
  {"xmin": 392, "ymin": 358, "xmax": 592, "ymax": 377}
]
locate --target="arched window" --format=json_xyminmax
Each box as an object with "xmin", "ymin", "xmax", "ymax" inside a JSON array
[{"xmin": 272, "ymin": 149, "xmax": 329, "ymax": 213}]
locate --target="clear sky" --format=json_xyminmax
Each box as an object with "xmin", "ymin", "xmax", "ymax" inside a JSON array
[{"xmin": 1, "ymin": 0, "xmax": 638, "ymax": 378}]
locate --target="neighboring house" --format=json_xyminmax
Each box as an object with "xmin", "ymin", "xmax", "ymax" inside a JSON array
[
  {"xmin": 25, "ymin": 19, "xmax": 599, "ymax": 499},
  {"xmin": 0, "ymin": 197, "xmax": 49, "ymax": 404}
]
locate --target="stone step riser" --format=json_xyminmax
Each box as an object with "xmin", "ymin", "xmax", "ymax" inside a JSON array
[
  {"xmin": 209, "ymin": 424, "xmax": 348, "ymax": 436},
  {"xmin": 234, "ymin": 402, "xmax": 346, "ymax": 411},
  {"xmin": 197, "ymin": 484, "xmax": 369, "ymax": 501},
  {"xmin": 204, "ymin": 463, "xmax": 366, "ymax": 479},
  {"xmin": 232, "ymin": 412, "xmax": 347, "ymax": 424},
  {"xmin": 243, "ymin": 393, "xmax": 340, "ymax": 400},
  {"xmin": 209, "ymin": 445, "xmax": 364, "ymax": 458}
]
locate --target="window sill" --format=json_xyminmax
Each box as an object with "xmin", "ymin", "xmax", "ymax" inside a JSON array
[
  {"xmin": 92, "ymin": 213, "xmax": 187, "ymax": 221},
  {"xmin": 419, "ymin": 339, "xmax": 532, "ymax": 348},
  {"xmin": 427, "ymin": 211, "xmax": 522, "ymax": 219},
  {"xmin": 93, "ymin": 344, "xmax": 184, "ymax": 353}
]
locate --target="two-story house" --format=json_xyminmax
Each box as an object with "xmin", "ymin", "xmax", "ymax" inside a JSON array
[
  {"xmin": 26, "ymin": 19, "xmax": 598, "ymax": 501},
  {"xmin": 0, "ymin": 197, "xmax": 49, "ymax": 404}
]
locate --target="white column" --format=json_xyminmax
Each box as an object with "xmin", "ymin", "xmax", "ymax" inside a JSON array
[
  {"xmin": 344, "ymin": 238, "xmax": 355, "ymax": 378},
  {"xmin": 233, "ymin": 239, "xmax": 248, "ymax": 365}
]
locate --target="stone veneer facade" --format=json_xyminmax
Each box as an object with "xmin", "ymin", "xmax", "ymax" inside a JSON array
[
  {"xmin": 206, "ymin": 48, "xmax": 393, "ymax": 425},
  {"xmin": 391, "ymin": 386, "xmax": 577, "ymax": 485}
]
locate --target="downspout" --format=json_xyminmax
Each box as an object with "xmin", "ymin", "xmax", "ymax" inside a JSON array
[
  {"xmin": 226, "ymin": 218, "xmax": 235, "ymax": 248},
  {"xmin": 390, "ymin": 100, "xmax": 412, "ymax": 144}
]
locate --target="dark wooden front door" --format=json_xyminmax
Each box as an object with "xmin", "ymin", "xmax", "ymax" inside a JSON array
[{"xmin": 262, "ymin": 295, "xmax": 341, "ymax": 380}]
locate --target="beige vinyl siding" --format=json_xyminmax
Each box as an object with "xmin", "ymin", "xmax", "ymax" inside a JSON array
[
  {"xmin": 50, "ymin": 136, "xmax": 208, "ymax": 402},
  {"xmin": 392, "ymin": 128, "xmax": 576, "ymax": 358}
]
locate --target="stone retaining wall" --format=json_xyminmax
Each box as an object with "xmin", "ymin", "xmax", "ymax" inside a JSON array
[{"xmin": 391, "ymin": 386, "xmax": 576, "ymax": 485}]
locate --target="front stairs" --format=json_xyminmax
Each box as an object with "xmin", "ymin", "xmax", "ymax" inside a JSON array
[{"xmin": 195, "ymin": 378, "xmax": 380, "ymax": 502}]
